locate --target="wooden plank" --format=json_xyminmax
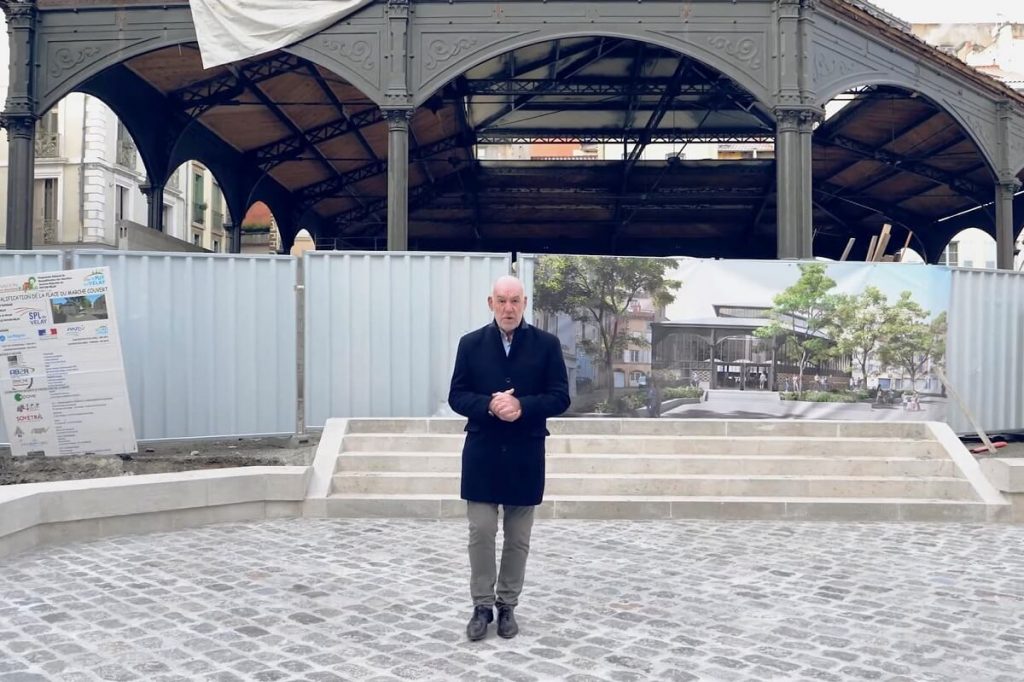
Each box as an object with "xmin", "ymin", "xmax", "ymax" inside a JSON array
[
  {"xmin": 839, "ymin": 237, "xmax": 855, "ymax": 262},
  {"xmin": 935, "ymin": 366, "xmax": 998, "ymax": 454},
  {"xmin": 873, "ymin": 224, "xmax": 892, "ymax": 262},
  {"xmin": 865, "ymin": 235, "xmax": 879, "ymax": 262},
  {"xmin": 896, "ymin": 230, "xmax": 914, "ymax": 262}
]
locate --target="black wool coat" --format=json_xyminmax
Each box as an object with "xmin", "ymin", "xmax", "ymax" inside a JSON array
[{"xmin": 448, "ymin": 320, "xmax": 570, "ymax": 506}]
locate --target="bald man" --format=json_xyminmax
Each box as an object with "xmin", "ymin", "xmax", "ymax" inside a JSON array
[{"xmin": 448, "ymin": 275, "xmax": 570, "ymax": 641}]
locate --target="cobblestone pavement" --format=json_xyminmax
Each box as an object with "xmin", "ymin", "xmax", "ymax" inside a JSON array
[{"xmin": 1, "ymin": 519, "xmax": 1022, "ymax": 681}]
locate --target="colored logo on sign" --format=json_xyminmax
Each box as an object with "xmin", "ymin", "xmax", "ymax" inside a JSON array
[
  {"xmin": 22, "ymin": 277, "xmax": 37, "ymax": 292},
  {"xmin": 84, "ymin": 271, "xmax": 106, "ymax": 286}
]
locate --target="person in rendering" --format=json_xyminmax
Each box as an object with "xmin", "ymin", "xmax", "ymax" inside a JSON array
[
  {"xmin": 647, "ymin": 374, "xmax": 661, "ymax": 418},
  {"xmin": 448, "ymin": 275, "xmax": 570, "ymax": 641}
]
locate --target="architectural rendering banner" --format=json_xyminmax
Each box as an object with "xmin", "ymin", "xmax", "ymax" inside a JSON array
[
  {"xmin": 0, "ymin": 268, "xmax": 136, "ymax": 457},
  {"xmin": 523, "ymin": 255, "xmax": 951, "ymax": 424}
]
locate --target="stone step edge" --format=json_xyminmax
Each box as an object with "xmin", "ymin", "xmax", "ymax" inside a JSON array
[
  {"xmin": 338, "ymin": 452, "xmax": 947, "ymax": 462},
  {"xmin": 343, "ymin": 434, "xmax": 934, "ymax": 443},
  {"xmin": 332, "ymin": 472, "xmax": 967, "ymax": 482},
  {"xmin": 324, "ymin": 493, "xmax": 1001, "ymax": 505}
]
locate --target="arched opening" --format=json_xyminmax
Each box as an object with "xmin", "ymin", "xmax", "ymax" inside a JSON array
[
  {"xmin": 0, "ymin": 91, "xmax": 156, "ymax": 248},
  {"xmin": 812, "ymin": 84, "xmax": 997, "ymax": 262},
  {"xmin": 898, "ymin": 248, "xmax": 926, "ymax": 264},
  {"xmin": 62, "ymin": 42, "xmax": 385, "ymax": 254},
  {"xmin": 333, "ymin": 36, "xmax": 777, "ymax": 257},
  {"xmin": 938, "ymin": 228, "xmax": 998, "ymax": 269},
  {"xmin": 290, "ymin": 228, "xmax": 316, "ymax": 257},
  {"xmin": 240, "ymin": 201, "xmax": 281, "ymax": 254},
  {"xmin": 166, "ymin": 160, "xmax": 231, "ymax": 252}
]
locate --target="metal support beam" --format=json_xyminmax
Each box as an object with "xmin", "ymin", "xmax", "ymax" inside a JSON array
[
  {"xmin": 475, "ymin": 129, "xmax": 774, "ymax": 145},
  {"xmin": 474, "ymin": 39, "xmax": 627, "ymax": 130},
  {"xmin": 996, "ymin": 180, "xmax": 1021, "ymax": 269},
  {"xmin": 819, "ymin": 134, "xmax": 990, "ymax": 201},
  {"xmin": 304, "ymin": 64, "xmax": 381, "ymax": 162},
  {"xmin": 2, "ymin": 0, "xmax": 37, "ymax": 250},
  {"xmin": 385, "ymin": 108, "xmax": 412, "ymax": 251},
  {"xmin": 250, "ymin": 108, "xmax": 383, "ymax": 172},
  {"xmin": 814, "ymin": 182, "xmax": 932, "ymax": 236},
  {"xmin": 775, "ymin": 107, "xmax": 820, "ymax": 259},
  {"xmin": 172, "ymin": 53, "xmax": 307, "ymax": 117},
  {"xmin": 464, "ymin": 78, "xmax": 723, "ymax": 98},
  {"xmin": 139, "ymin": 180, "xmax": 165, "ymax": 232},
  {"xmin": 819, "ymin": 110, "xmax": 943, "ymax": 187},
  {"xmin": 297, "ymin": 132, "xmax": 464, "ymax": 206}
]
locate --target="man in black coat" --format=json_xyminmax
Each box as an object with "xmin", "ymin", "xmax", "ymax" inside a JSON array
[{"xmin": 448, "ymin": 275, "xmax": 570, "ymax": 641}]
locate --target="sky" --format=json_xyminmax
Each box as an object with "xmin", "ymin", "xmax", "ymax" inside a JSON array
[
  {"xmin": 663, "ymin": 261, "xmax": 950, "ymax": 323},
  {"xmin": 867, "ymin": 0, "xmax": 1024, "ymax": 23}
]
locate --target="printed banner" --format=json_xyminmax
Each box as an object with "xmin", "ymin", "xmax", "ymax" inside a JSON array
[
  {"xmin": 525, "ymin": 255, "xmax": 950, "ymax": 423},
  {"xmin": 0, "ymin": 268, "xmax": 136, "ymax": 456}
]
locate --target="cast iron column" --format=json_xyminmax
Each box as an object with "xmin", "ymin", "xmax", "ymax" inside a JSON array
[
  {"xmin": 139, "ymin": 180, "xmax": 165, "ymax": 232},
  {"xmin": 3, "ymin": 0, "xmax": 37, "ymax": 250},
  {"xmin": 385, "ymin": 108, "xmax": 412, "ymax": 251},
  {"xmin": 775, "ymin": 107, "xmax": 820, "ymax": 259},
  {"xmin": 995, "ymin": 180, "xmax": 1021, "ymax": 270}
]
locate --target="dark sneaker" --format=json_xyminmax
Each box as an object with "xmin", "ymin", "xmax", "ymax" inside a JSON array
[
  {"xmin": 466, "ymin": 605, "xmax": 493, "ymax": 641},
  {"xmin": 496, "ymin": 604, "xmax": 518, "ymax": 639}
]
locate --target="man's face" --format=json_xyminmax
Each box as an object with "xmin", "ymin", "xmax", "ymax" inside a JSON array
[{"xmin": 488, "ymin": 283, "xmax": 526, "ymax": 334}]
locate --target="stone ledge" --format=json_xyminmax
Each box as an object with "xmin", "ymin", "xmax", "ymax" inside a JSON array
[
  {"xmin": 0, "ymin": 467, "xmax": 310, "ymax": 559},
  {"xmin": 980, "ymin": 458, "xmax": 1024, "ymax": 493}
]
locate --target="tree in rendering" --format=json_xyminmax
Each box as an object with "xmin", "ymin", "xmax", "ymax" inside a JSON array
[{"xmin": 533, "ymin": 255, "xmax": 680, "ymax": 405}]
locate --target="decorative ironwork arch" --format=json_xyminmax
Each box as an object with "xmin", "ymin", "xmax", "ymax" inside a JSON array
[{"xmin": 411, "ymin": 27, "xmax": 775, "ymax": 112}]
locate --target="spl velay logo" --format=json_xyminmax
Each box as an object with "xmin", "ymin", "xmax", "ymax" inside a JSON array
[{"xmin": 83, "ymin": 270, "xmax": 106, "ymax": 286}]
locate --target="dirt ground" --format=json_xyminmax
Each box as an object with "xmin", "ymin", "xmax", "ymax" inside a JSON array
[{"xmin": 0, "ymin": 433, "xmax": 320, "ymax": 486}]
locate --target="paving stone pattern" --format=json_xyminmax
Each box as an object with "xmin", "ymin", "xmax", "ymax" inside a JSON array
[{"xmin": 1, "ymin": 519, "xmax": 1022, "ymax": 681}]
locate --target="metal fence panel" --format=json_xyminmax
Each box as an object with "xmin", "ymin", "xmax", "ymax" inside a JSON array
[
  {"xmin": 304, "ymin": 251, "xmax": 511, "ymax": 425},
  {"xmin": 0, "ymin": 252, "xmax": 66, "ymax": 444},
  {"xmin": 0, "ymin": 251, "xmax": 64, "ymax": 277},
  {"xmin": 72, "ymin": 251, "xmax": 298, "ymax": 441},
  {"xmin": 947, "ymin": 268, "xmax": 1024, "ymax": 434}
]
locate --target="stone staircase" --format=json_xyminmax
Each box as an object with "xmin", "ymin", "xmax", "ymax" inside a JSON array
[{"xmin": 315, "ymin": 418, "xmax": 1009, "ymax": 521}]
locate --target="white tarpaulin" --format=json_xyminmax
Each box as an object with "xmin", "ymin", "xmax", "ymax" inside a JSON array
[{"xmin": 189, "ymin": 0, "xmax": 373, "ymax": 69}]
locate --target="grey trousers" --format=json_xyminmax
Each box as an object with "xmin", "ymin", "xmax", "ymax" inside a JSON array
[{"xmin": 466, "ymin": 501, "xmax": 536, "ymax": 607}]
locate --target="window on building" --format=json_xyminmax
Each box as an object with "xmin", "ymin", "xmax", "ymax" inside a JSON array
[
  {"xmin": 162, "ymin": 204, "xmax": 172, "ymax": 232},
  {"xmin": 963, "ymin": 259, "xmax": 973, "ymax": 268},
  {"xmin": 212, "ymin": 240, "xmax": 220, "ymax": 253},
  {"xmin": 37, "ymin": 110, "xmax": 59, "ymax": 135},
  {"xmin": 211, "ymin": 183, "xmax": 223, "ymax": 228},
  {"xmin": 941, "ymin": 241, "xmax": 959, "ymax": 266},
  {"xmin": 628, "ymin": 350, "xmax": 641, "ymax": 363},
  {"xmin": 33, "ymin": 178, "xmax": 59, "ymax": 243},
  {"xmin": 43, "ymin": 179, "xmax": 57, "ymax": 221},
  {"xmin": 115, "ymin": 185, "xmax": 128, "ymax": 223},
  {"xmin": 115, "ymin": 120, "xmax": 138, "ymax": 169},
  {"xmin": 193, "ymin": 233, "xmax": 201, "ymax": 246},
  {"xmin": 192, "ymin": 172, "xmax": 206, "ymax": 225},
  {"xmin": 34, "ymin": 110, "xmax": 60, "ymax": 158}
]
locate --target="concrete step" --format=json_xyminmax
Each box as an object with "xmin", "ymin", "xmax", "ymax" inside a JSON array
[
  {"xmin": 337, "ymin": 452, "xmax": 958, "ymax": 478},
  {"xmin": 332, "ymin": 471, "xmax": 976, "ymax": 500},
  {"xmin": 321, "ymin": 493, "xmax": 1007, "ymax": 522},
  {"xmin": 340, "ymin": 434, "xmax": 945, "ymax": 458},
  {"xmin": 343, "ymin": 418, "xmax": 932, "ymax": 440}
]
